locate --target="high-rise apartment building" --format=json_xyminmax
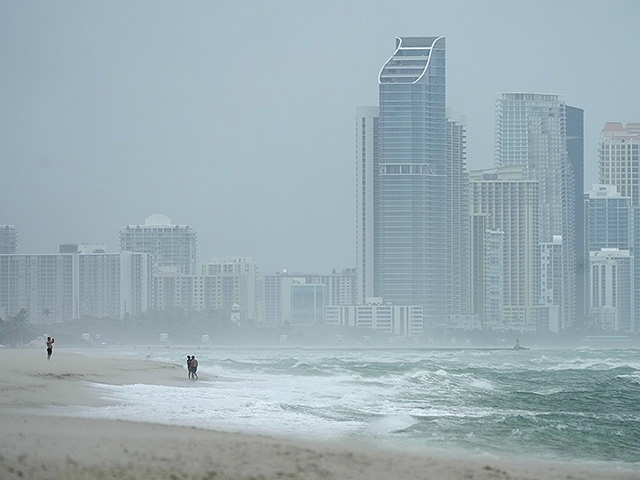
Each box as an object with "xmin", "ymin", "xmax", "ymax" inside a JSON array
[
  {"xmin": 0, "ymin": 225, "xmax": 17, "ymax": 254},
  {"xmin": 495, "ymin": 93, "xmax": 577, "ymax": 329},
  {"xmin": 76, "ymin": 252, "xmax": 151, "ymax": 319},
  {"xmin": 356, "ymin": 107, "xmax": 378, "ymax": 304},
  {"xmin": 357, "ymin": 36, "xmax": 469, "ymax": 329},
  {"xmin": 469, "ymin": 167, "xmax": 539, "ymax": 330},
  {"xmin": 539, "ymin": 236, "xmax": 563, "ymax": 332},
  {"xmin": 0, "ymin": 254, "xmax": 74, "ymax": 324},
  {"xmin": 470, "ymin": 214, "xmax": 504, "ymax": 328},
  {"xmin": 374, "ymin": 36, "xmax": 447, "ymax": 325},
  {"xmin": 589, "ymin": 249, "xmax": 634, "ymax": 332},
  {"xmin": 445, "ymin": 117, "xmax": 471, "ymax": 321},
  {"xmin": 201, "ymin": 257, "xmax": 257, "ymax": 321},
  {"xmin": 598, "ymin": 124, "xmax": 640, "ymax": 332},
  {"xmin": 155, "ymin": 271, "xmax": 248, "ymax": 317},
  {"xmin": 566, "ymin": 106, "xmax": 585, "ymax": 326},
  {"xmin": 0, "ymin": 252, "xmax": 151, "ymax": 323},
  {"xmin": 584, "ymin": 184, "xmax": 635, "ymax": 331},
  {"xmin": 120, "ymin": 214, "xmax": 197, "ymax": 275}
]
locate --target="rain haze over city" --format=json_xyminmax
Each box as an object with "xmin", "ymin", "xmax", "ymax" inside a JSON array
[
  {"xmin": 1, "ymin": 2, "xmax": 640, "ymax": 479},
  {"xmin": 1, "ymin": 1, "xmax": 638, "ymax": 273}
]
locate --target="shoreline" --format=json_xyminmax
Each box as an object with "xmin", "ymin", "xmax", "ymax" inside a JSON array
[{"xmin": 0, "ymin": 349, "xmax": 637, "ymax": 480}]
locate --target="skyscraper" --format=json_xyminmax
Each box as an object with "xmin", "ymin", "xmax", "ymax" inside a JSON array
[
  {"xmin": 495, "ymin": 93, "xmax": 576, "ymax": 329},
  {"xmin": 599, "ymin": 123, "xmax": 640, "ymax": 332},
  {"xmin": 445, "ymin": 117, "xmax": 471, "ymax": 321},
  {"xmin": 356, "ymin": 106, "xmax": 378, "ymax": 304},
  {"xmin": 372, "ymin": 36, "xmax": 449, "ymax": 327},
  {"xmin": 566, "ymin": 106, "xmax": 585, "ymax": 326}
]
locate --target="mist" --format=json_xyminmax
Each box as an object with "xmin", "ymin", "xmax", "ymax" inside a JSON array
[{"xmin": 2, "ymin": 1, "xmax": 639, "ymax": 273}]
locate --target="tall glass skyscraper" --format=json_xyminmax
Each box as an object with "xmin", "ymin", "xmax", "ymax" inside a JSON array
[
  {"xmin": 495, "ymin": 93, "xmax": 577, "ymax": 330},
  {"xmin": 374, "ymin": 36, "xmax": 448, "ymax": 325},
  {"xmin": 356, "ymin": 36, "xmax": 470, "ymax": 329},
  {"xmin": 566, "ymin": 106, "xmax": 585, "ymax": 326}
]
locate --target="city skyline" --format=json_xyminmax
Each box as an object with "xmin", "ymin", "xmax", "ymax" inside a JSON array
[{"xmin": 2, "ymin": 2, "xmax": 639, "ymax": 274}]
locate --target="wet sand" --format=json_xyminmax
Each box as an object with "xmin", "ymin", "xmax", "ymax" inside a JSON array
[{"xmin": 0, "ymin": 349, "xmax": 637, "ymax": 480}]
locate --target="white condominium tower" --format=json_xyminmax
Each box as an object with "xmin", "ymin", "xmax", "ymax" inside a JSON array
[
  {"xmin": 589, "ymin": 249, "xmax": 634, "ymax": 332},
  {"xmin": 445, "ymin": 117, "xmax": 471, "ymax": 320},
  {"xmin": 356, "ymin": 106, "xmax": 378, "ymax": 304},
  {"xmin": 495, "ymin": 93, "xmax": 577, "ymax": 330},
  {"xmin": 120, "ymin": 214, "xmax": 198, "ymax": 275},
  {"xmin": 0, "ymin": 251, "xmax": 151, "ymax": 323},
  {"xmin": 470, "ymin": 167, "xmax": 539, "ymax": 330}
]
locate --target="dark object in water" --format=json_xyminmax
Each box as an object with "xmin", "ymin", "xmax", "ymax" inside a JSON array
[{"xmin": 514, "ymin": 339, "xmax": 529, "ymax": 350}]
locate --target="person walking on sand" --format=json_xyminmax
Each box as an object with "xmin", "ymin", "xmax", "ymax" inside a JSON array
[
  {"xmin": 186, "ymin": 355, "xmax": 192, "ymax": 379},
  {"xmin": 190, "ymin": 355, "xmax": 198, "ymax": 380},
  {"xmin": 46, "ymin": 337, "xmax": 55, "ymax": 360}
]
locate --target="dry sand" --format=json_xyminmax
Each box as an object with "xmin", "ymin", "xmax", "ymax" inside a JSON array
[{"xmin": 0, "ymin": 348, "xmax": 637, "ymax": 480}]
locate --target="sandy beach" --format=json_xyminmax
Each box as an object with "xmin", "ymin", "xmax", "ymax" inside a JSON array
[{"xmin": 0, "ymin": 348, "xmax": 637, "ymax": 480}]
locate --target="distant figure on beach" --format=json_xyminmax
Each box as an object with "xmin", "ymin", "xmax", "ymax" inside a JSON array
[
  {"xmin": 190, "ymin": 355, "xmax": 198, "ymax": 380},
  {"xmin": 46, "ymin": 337, "xmax": 55, "ymax": 360},
  {"xmin": 186, "ymin": 355, "xmax": 192, "ymax": 379}
]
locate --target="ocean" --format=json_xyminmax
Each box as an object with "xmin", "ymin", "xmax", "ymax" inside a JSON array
[{"xmin": 70, "ymin": 347, "xmax": 640, "ymax": 468}]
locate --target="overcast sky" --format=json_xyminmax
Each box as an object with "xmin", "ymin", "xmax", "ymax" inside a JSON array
[{"xmin": 2, "ymin": 1, "xmax": 639, "ymax": 273}]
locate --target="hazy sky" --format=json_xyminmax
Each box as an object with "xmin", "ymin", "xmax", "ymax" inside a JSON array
[{"xmin": 2, "ymin": 1, "xmax": 639, "ymax": 273}]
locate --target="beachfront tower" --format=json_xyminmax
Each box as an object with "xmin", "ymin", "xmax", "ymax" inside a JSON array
[{"xmin": 373, "ymin": 36, "xmax": 448, "ymax": 327}]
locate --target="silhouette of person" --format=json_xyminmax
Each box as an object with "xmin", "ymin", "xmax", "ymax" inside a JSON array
[
  {"xmin": 190, "ymin": 355, "xmax": 198, "ymax": 380},
  {"xmin": 46, "ymin": 337, "xmax": 55, "ymax": 360}
]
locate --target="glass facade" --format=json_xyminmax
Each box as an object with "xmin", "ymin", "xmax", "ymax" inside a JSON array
[
  {"xmin": 496, "ymin": 93, "xmax": 576, "ymax": 329},
  {"xmin": 374, "ymin": 37, "xmax": 448, "ymax": 325},
  {"xmin": 290, "ymin": 284, "xmax": 326, "ymax": 325}
]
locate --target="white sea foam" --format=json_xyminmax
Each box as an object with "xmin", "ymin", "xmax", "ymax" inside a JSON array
[
  {"xmin": 365, "ymin": 414, "xmax": 417, "ymax": 435},
  {"xmin": 469, "ymin": 378, "xmax": 494, "ymax": 390},
  {"xmin": 63, "ymin": 347, "xmax": 640, "ymax": 466}
]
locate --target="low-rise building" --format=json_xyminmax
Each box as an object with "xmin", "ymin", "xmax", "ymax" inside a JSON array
[{"xmin": 325, "ymin": 298, "xmax": 423, "ymax": 337}]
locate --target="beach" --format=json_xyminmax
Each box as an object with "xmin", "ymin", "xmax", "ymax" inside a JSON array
[{"xmin": 0, "ymin": 348, "xmax": 637, "ymax": 480}]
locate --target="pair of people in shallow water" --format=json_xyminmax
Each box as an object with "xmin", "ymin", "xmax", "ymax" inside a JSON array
[{"xmin": 186, "ymin": 355, "xmax": 198, "ymax": 380}]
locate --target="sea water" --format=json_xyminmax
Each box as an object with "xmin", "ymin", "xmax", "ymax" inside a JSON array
[{"xmin": 70, "ymin": 347, "xmax": 640, "ymax": 468}]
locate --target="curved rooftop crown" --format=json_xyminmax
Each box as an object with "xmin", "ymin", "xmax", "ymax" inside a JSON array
[{"xmin": 378, "ymin": 36, "xmax": 444, "ymax": 85}]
